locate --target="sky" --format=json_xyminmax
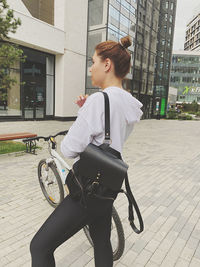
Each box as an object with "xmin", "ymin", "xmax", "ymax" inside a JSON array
[{"xmin": 173, "ymin": 0, "xmax": 200, "ymax": 51}]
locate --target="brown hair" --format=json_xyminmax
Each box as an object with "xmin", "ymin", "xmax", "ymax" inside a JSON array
[{"xmin": 95, "ymin": 35, "xmax": 132, "ymax": 79}]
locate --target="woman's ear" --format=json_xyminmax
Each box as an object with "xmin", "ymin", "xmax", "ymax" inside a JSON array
[{"xmin": 104, "ymin": 58, "xmax": 112, "ymax": 72}]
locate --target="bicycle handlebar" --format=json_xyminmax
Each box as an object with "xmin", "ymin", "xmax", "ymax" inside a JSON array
[{"xmin": 22, "ymin": 130, "xmax": 68, "ymax": 143}]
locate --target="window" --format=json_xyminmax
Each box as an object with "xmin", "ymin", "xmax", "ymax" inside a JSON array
[
  {"xmin": 109, "ymin": 5, "xmax": 120, "ymax": 22},
  {"xmin": 120, "ymin": 14, "xmax": 129, "ymax": 29},
  {"xmin": 165, "ymin": 14, "xmax": 168, "ymax": 21},
  {"xmin": 171, "ymin": 76, "xmax": 180, "ymax": 82},
  {"xmin": 89, "ymin": 0, "xmax": 104, "ymax": 26},
  {"xmin": 130, "ymin": 5, "xmax": 136, "ymax": 15},
  {"xmin": 169, "ymin": 15, "xmax": 173, "ymax": 23},
  {"xmin": 46, "ymin": 55, "xmax": 55, "ymax": 116},
  {"xmin": 108, "ymin": 26, "xmax": 119, "ymax": 42},
  {"xmin": 171, "ymin": 2, "xmax": 174, "ymax": 10},
  {"xmin": 119, "ymin": 29, "xmax": 127, "ymax": 39},
  {"xmin": 162, "ymin": 39, "xmax": 165, "ymax": 45},
  {"xmin": 0, "ymin": 61, "xmax": 21, "ymax": 116},
  {"xmin": 172, "ymin": 56, "xmax": 177, "ymax": 63},
  {"xmin": 22, "ymin": 0, "xmax": 54, "ymax": 25},
  {"xmin": 109, "ymin": 23, "xmax": 119, "ymax": 34},
  {"xmin": 87, "ymin": 31, "xmax": 103, "ymax": 60},
  {"xmin": 166, "ymin": 1, "xmax": 169, "ymax": 9},
  {"xmin": 182, "ymin": 77, "xmax": 192, "ymax": 83},
  {"xmin": 169, "ymin": 26, "xmax": 172, "ymax": 35},
  {"xmin": 121, "ymin": 0, "xmax": 130, "ymax": 11}
]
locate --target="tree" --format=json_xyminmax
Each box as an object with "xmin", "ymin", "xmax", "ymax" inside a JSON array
[{"xmin": 0, "ymin": 0, "xmax": 25, "ymax": 102}]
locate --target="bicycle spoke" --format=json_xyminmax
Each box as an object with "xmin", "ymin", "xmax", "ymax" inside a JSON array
[
  {"xmin": 40, "ymin": 164, "xmax": 61, "ymax": 204},
  {"xmin": 110, "ymin": 218, "xmax": 118, "ymax": 252}
]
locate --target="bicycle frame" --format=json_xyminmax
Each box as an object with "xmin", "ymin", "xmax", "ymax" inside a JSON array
[{"xmin": 46, "ymin": 146, "xmax": 71, "ymax": 184}]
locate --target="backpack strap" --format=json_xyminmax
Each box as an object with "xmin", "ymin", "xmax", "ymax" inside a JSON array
[
  {"xmin": 101, "ymin": 91, "xmax": 111, "ymax": 144},
  {"xmin": 101, "ymin": 91, "xmax": 144, "ymax": 233},
  {"xmin": 120, "ymin": 173, "xmax": 144, "ymax": 234}
]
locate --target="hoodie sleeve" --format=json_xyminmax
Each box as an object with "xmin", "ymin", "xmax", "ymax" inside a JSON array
[
  {"xmin": 123, "ymin": 93, "xmax": 143, "ymax": 125},
  {"xmin": 60, "ymin": 92, "xmax": 104, "ymax": 158},
  {"xmin": 131, "ymin": 98, "xmax": 143, "ymax": 123}
]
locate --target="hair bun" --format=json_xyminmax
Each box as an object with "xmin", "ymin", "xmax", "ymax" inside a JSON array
[{"xmin": 120, "ymin": 36, "xmax": 132, "ymax": 49}]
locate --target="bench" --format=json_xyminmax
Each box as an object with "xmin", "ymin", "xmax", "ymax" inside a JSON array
[{"xmin": 0, "ymin": 132, "xmax": 37, "ymax": 154}]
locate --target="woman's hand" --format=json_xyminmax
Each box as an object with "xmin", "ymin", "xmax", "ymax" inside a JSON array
[{"xmin": 75, "ymin": 94, "xmax": 88, "ymax": 107}]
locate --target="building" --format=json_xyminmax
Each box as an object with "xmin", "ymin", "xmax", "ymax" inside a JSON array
[
  {"xmin": 168, "ymin": 86, "xmax": 178, "ymax": 108},
  {"xmin": 0, "ymin": 0, "xmax": 88, "ymax": 121},
  {"xmin": 87, "ymin": 0, "xmax": 177, "ymax": 119},
  {"xmin": 184, "ymin": 8, "xmax": 200, "ymax": 51},
  {"xmin": 0, "ymin": 0, "xmax": 177, "ymax": 121},
  {"xmin": 153, "ymin": 0, "xmax": 177, "ymax": 117},
  {"xmin": 132, "ymin": 0, "xmax": 160, "ymax": 119},
  {"xmin": 170, "ymin": 51, "xmax": 200, "ymax": 104},
  {"xmin": 86, "ymin": 0, "xmax": 137, "ymax": 95}
]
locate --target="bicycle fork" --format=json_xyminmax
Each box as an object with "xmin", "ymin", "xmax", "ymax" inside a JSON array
[{"xmin": 42, "ymin": 158, "xmax": 56, "ymax": 185}]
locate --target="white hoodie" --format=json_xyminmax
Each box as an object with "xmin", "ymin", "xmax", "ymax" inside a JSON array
[{"xmin": 61, "ymin": 86, "xmax": 143, "ymax": 159}]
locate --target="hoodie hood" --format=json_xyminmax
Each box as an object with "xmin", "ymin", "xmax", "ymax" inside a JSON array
[
  {"xmin": 104, "ymin": 87, "xmax": 143, "ymax": 124},
  {"xmin": 122, "ymin": 91, "xmax": 143, "ymax": 124}
]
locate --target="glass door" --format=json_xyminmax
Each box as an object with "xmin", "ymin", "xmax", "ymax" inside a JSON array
[
  {"xmin": 22, "ymin": 48, "xmax": 46, "ymax": 119},
  {"xmin": 21, "ymin": 47, "xmax": 54, "ymax": 120},
  {"xmin": 24, "ymin": 85, "xmax": 35, "ymax": 119},
  {"xmin": 23, "ymin": 84, "xmax": 45, "ymax": 119}
]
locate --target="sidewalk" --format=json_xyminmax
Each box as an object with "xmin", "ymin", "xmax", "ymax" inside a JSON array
[{"xmin": 0, "ymin": 119, "xmax": 200, "ymax": 267}]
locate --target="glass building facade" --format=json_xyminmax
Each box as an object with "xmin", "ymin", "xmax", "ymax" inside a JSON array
[
  {"xmin": 133, "ymin": 0, "xmax": 161, "ymax": 118},
  {"xmin": 86, "ymin": 0, "xmax": 177, "ymax": 119},
  {"xmin": 170, "ymin": 52, "xmax": 200, "ymax": 104},
  {"xmin": 86, "ymin": 0, "xmax": 137, "ymax": 95},
  {"xmin": 184, "ymin": 13, "xmax": 200, "ymax": 51},
  {"xmin": 153, "ymin": 0, "xmax": 177, "ymax": 117},
  {"xmin": 0, "ymin": 45, "xmax": 55, "ymax": 120}
]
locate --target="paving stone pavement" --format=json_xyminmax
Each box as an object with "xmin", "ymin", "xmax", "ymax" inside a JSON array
[{"xmin": 0, "ymin": 119, "xmax": 200, "ymax": 267}]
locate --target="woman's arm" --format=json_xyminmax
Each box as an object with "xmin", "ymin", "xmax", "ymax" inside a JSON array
[
  {"xmin": 60, "ymin": 115, "xmax": 93, "ymax": 158},
  {"xmin": 60, "ymin": 92, "xmax": 103, "ymax": 158}
]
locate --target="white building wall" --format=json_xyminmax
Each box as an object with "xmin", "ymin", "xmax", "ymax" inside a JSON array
[
  {"xmin": 55, "ymin": 0, "xmax": 88, "ymax": 118},
  {"xmin": 7, "ymin": 0, "xmax": 65, "ymax": 54},
  {"xmin": 7, "ymin": 0, "xmax": 31, "ymax": 16},
  {"xmin": 7, "ymin": 0, "xmax": 89, "ymax": 119},
  {"xmin": 54, "ymin": 0, "xmax": 65, "ymax": 31}
]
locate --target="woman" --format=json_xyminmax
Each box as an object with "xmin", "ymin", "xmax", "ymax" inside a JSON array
[{"xmin": 30, "ymin": 35, "xmax": 143, "ymax": 267}]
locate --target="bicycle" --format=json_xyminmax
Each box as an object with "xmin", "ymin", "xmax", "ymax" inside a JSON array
[{"xmin": 24, "ymin": 131, "xmax": 125, "ymax": 261}]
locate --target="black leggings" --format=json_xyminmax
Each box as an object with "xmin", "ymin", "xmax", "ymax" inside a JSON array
[{"xmin": 30, "ymin": 195, "xmax": 114, "ymax": 267}]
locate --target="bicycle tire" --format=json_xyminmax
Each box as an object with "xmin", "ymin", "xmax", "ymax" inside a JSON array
[
  {"xmin": 38, "ymin": 159, "xmax": 64, "ymax": 208},
  {"xmin": 83, "ymin": 206, "xmax": 125, "ymax": 261}
]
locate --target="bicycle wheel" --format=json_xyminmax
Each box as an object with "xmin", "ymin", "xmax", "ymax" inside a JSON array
[
  {"xmin": 38, "ymin": 159, "xmax": 64, "ymax": 208},
  {"xmin": 83, "ymin": 206, "xmax": 125, "ymax": 261}
]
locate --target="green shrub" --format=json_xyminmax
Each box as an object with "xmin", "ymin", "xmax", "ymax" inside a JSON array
[
  {"xmin": 195, "ymin": 111, "xmax": 200, "ymax": 117},
  {"xmin": 166, "ymin": 111, "xmax": 177, "ymax": 119},
  {"xmin": 182, "ymin": 101, "xmax": 199, "ymax": 113},
  {"xmin": 177, "ymin": 114, "xmax": 192, "ymax": 120}
]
